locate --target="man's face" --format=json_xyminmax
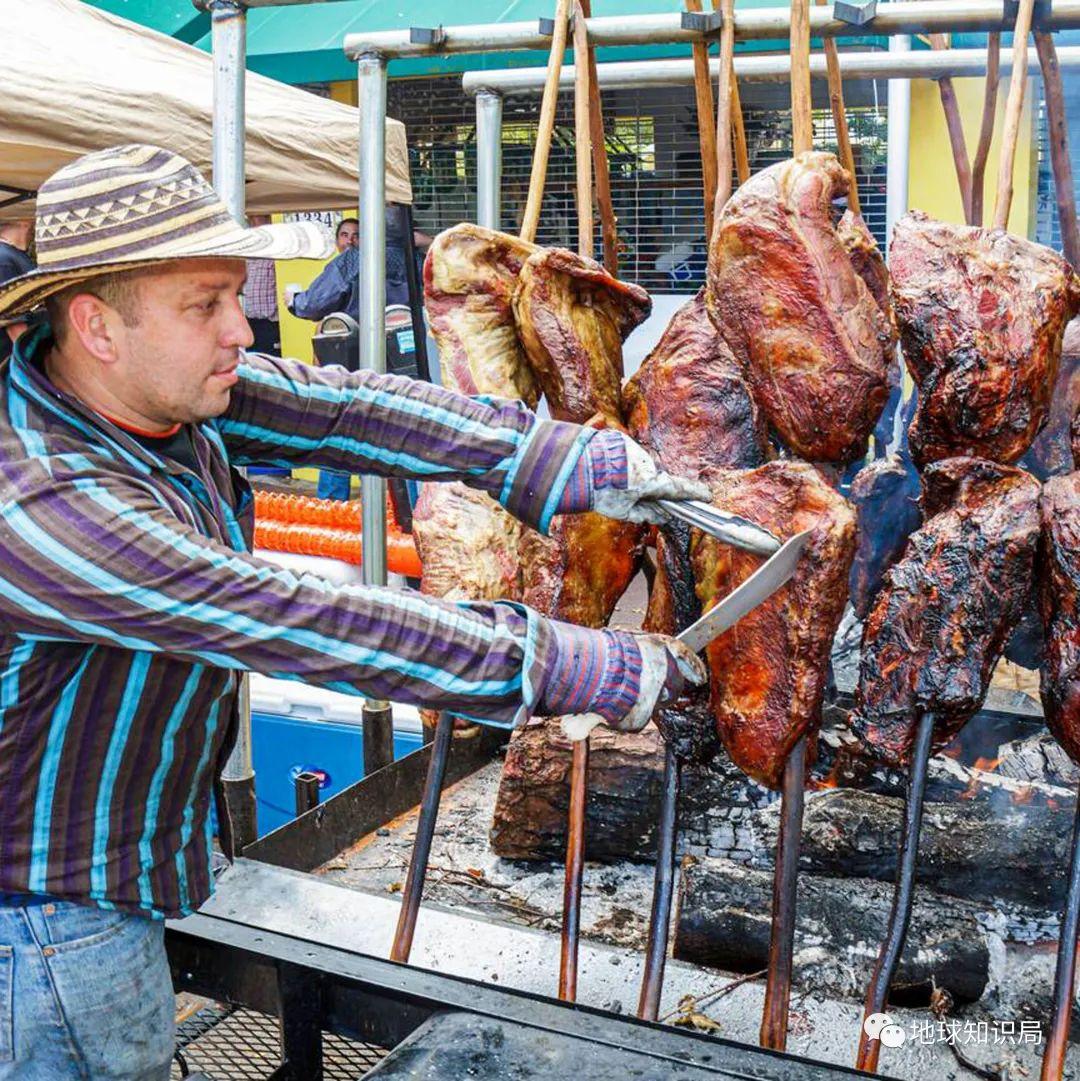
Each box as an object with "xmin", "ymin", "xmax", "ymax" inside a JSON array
[
  {"xmin": 109, "ymin": 259, "xmax": 252, "ymax": 426},
  {"xmin": 336, "ymin": 221, "xmax": 359, "ymax": 252}
]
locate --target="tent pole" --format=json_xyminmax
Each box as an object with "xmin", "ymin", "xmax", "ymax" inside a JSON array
[
  {"xmin": 475, "ymin": 90, "xmax": 504, "ymax": 231},
  {"xmin": 357, "ymin": 52, "xmax": 395, "ymax": 775},
  {"xmin": 211, "ymin": 0, "xmax": 257, "ymax": 853},
  {"xmin": 885, "ymin": 34, "xmax": 911, "ymax": 262}
]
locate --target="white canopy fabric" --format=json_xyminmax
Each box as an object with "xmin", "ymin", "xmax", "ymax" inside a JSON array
[{"xmin": 0, "ymin": 0, "xmax": 411, "ymax": 220}]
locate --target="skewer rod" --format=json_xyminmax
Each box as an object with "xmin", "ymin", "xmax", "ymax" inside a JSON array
[
  {"xmin": 638, "ymin": 746, "xmax": 681, "ymax": 1021},
  {"xmin": 1041, "ymin": 781, "xmax": 1080, "ymax": 1080},
  {"xmin": 929, "ymin": 33, "xmax": 974, "ymax": 224},
  {"xmin": 790, "ymin": 0, "xmax": 814, "ymax": 155},
  {"xmin": 573, "ymin": 0, "xmax": 594, "ymax": 259},
  {"xmin": 687, "ymin": 0, "xmax": 719, "ymax": 238},
  {"xmin": 816, "ymin": 0, "xmax": 859, "ymax": 213},
  {"xmin": 715, "ymin": 0, "xmax": 738, "ymax": 216},
  {"xmin": 349, "ymin": 2, "xmax": 1080, "ymax": 59},
  {"xmin": 390, "ymin": 711, "xmax": 454, "ymax": 962},
  {"xmin": 855, "ymin": 712, "xmax": 936, "ymax": 1074},
  {"xmin": 1036, "ymin": 32, "xmax": 1080, "ymax": 268},
  {"xmin": 970, "ymin": 32, "xmax": 1001, "ymax": 226},
  {"xmin": 992, "ymin": 0, "xmax": 1036, "ymax": 230},
  {"xmin": 559, "ymin": 739, "xmax": 590, "ymax": 1000},
  {"xmin": 759, "ymin": 734, "xmax": 807, "ymax": 1050},
  {"xmin": 579, "ymin": 0, "xmax": 618, "ymax": 273}
]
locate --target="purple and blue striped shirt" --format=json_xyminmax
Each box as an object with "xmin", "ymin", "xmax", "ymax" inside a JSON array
[{"xmin": 0, "ymin": 326, "xmax": 638, "ymax": 919}]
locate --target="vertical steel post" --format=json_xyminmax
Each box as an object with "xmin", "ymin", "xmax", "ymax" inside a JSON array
[
  {"xmin": 211, "ymin": 0, "xmax": 258, "ymax": 851},
  {"xmin": 358, "ymin": 53, "xmax": 395, "ymax": 774},
  {"xmin": 475, "ymin": 90, "xmax": 504, "ymax": 230},
  {"xmin": 885, "ymin": 33, "xmax": 911, "ymax": 259}
]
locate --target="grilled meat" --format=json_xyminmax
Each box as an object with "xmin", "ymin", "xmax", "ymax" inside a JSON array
[
  {"xmin": 423, "ymin": 223, "xmax": 539, "ymax": 404},
  {"xmin": 890, "ymin": 211, "xmax": 1080, "ymax": 467},
  {"xmin": 851, "ymin": 458, "xmax": 1040, "ymax": 766},
  {"xmin": 513, "ymin": 247, "xmax": 651, "ymax": 425},
  {"xmin": 691, "ymin": 461, "xmax": 856, "ymax": 789},
  {"xmin": 1038, "ymin": 471, "xmax": 1080, "ymax": 763},
  {"xmin": 707, "ymin": 152, "xmax": 894, "ymax": 464}
]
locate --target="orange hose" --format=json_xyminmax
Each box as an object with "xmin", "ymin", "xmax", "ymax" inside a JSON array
[
  {"xmin": 253, "ymin": 489, "xmax": 404, "ymax": 534},
  {"xmin": 254, "ymin": 520, "xmax": 422, "ymax": 577}
]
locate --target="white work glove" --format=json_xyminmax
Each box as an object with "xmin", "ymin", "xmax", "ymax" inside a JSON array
[
  {"xmin": 592, "ymin": 431, "xmax": 710, "ymax": 526},
  {"xmin": 540, "ymin": 623, "xmax": 708, "ymax": 741}
]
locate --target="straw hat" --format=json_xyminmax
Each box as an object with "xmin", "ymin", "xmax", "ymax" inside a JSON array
[{"xmin": 0, "ymin": 143, "xmax": 334, "ymax": 320}]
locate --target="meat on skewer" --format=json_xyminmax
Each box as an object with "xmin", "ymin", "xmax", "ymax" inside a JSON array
[
  {"xmin": 847, "ymin": 455, "xmax": 921, "ymax": 621},
  {"xmin": 691, "ymin": 461, "xmax": 856, "ymax": 789},
  {"xmin": 514, "ymin": 246, "xmax": 651, "ymax": 424},
  {"xmin": 851, "ymin": 457, "xmax": 1040, "ymax": 766},
  {"xmin": 707, "ymin": 152, "xmax": 895, "ymax": 464},
  {"xmin": 890, "ymin": 211, "xmax": 1080, "ymax": 468}
]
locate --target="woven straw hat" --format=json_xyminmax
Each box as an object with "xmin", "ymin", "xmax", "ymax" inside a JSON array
[{"xmin": 0, "ymin": 143, "xmax": 334, "ymax": 320}]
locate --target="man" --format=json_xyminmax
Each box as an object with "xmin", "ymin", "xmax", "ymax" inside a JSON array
[
  {"xmin": 0, "ymin": 144, "xmax": 705, "ymax": 1078},
  {"xmin": 243, "ymin": 213, "xmax": 281, "ymax": 355},
  {"xmin": 0, "ymin": 218, "xmax": 34, "ymax": 361},
  {"xmin": 336, "ymin": 215, "xmax": 359, "ymax": 252}
]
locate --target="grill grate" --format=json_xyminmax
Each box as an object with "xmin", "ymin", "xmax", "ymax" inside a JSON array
[
  {"xmin": 170, "ymin": 1002, "xmax": 387, "ymax": 1080},
  {"xmin": 389, "ymin": 75, "xmax": 889, "ymax": 294}
]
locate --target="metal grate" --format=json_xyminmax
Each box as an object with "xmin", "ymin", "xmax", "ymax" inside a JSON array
[
  {"xmin": 390, "ymin": 74, "xmax": 889, "ymax": 294},
  {"xmin": 1034, "ymin": 69, "xmax": 1080, "ymax": 250},
  {"xmin": 170, "ymin": 1002, "xmax": 387, "ymax": 1080}
]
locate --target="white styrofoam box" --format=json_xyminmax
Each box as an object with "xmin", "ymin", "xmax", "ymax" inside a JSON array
[{"xmin": 249, "ymin": 673, "xmax": 424, "ymax": 735}]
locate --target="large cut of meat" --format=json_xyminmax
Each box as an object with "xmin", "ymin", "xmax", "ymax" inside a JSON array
[
  {"xmin": 838, "ymin": 210, "xmax": 894, "ymax": 324},
  {"xmin": 890, "ymin": 211, "xmax": 1080, "ymax": 467},
  {"xmin": 622, "ymin": 289, "xmax": 767, "ymax": 479},
  {"xmin": 424, "ymin": 223, "xmax": 539, "ymax": 404},
  {"xmin": 690, "ymin": 461, "xmax": 856, "ymax": 788},
  {"xmin": 1038, "ymin": 473, "xmax": 1080, "ymax": 763},
  {"xmin": 850, "ymin": 457, "xmax": 1040, "ymax": 766},
  {"xmin": 706, "ymin": 152, "xmax": 895, "ymax": 464},
  {"xmin": 847, "ymin": 455, "xmax": 921, "ymax": 620},
  {"xmin": 513, "ymin": 248, "xmax": 651, "ymax": 424},
  {"xmin": 622, "ymin": 291, "xmax": 767, "ymax": 638},
  {"xmin": 412, "ymin": 483, "xmax": 523, "ymax": 603}
]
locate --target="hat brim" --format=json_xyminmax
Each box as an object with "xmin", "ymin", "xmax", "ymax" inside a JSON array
[{"xmin": 0, "ymin": 220, "xmax": 334, "ymax": 321}]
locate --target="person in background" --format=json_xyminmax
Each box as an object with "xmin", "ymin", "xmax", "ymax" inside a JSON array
[
  {"xmin": 335, "ymin": 216, "xmax": 359, "ymax": 252},
  {"xmin": 244, "ymin": 214, "xmax": 281, "ymax": 355},
  {"xmin": 0, "ymin": 219, "xmax": 35, "ymax": 361}
]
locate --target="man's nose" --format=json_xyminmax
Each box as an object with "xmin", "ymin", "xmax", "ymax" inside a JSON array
[{"xmin": 225, "ymin": 298, "xmax": 254, "ymax": 349}]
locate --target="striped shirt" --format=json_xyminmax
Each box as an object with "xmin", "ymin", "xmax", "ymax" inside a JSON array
[{"xmin": 0, "ymin": 325, "xmax": 605, "ymax": 919}]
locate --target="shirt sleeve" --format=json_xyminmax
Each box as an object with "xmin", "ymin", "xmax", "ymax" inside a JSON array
[
  {"xmin": 0, "ymin": 458, "xmax": 560, "ymax": 727},
  {"xmin": 219, "ymin": 352, "xmax": 595, "ymax": 534},
  {"xmin": 288, "ymin": 252, "xmax": 353, "ymax": 322}
]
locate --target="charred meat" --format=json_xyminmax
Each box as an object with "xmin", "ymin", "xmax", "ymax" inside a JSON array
[{"xmin": 851, "ymin": 458, "xmax": 1040, "ymax": 766}]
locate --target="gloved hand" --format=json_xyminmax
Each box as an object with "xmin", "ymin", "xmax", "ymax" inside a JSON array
[
  {"xmin": 539, "ymin": 622, "xmax": 708, "ymax": 741},
  {"xmin": 554, "ymin": 428, "xmax": 711, "ymax": 525}
]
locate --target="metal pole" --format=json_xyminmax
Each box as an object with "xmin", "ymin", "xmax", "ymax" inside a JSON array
[
  {"xmin": 475, "ymin": 90, "xmax": 504, "ymax": 230},
  {"xmin": 461, "ymin": 44, "xmax": 1080, "ymax": 95},
  {"xmin": 358, "ymin": 52, "xmax": 395, "ymax": 775},
  {"xmin": 886, "ymin": 33, "xmax": 912, "ymax": 258},
  {"xmin": 347, "ymin": 2, "xmax": 1080, "ymax": 59},
  {"xmin": 210, "ymin": 0, "xmax": 258, "ymax": 852}
]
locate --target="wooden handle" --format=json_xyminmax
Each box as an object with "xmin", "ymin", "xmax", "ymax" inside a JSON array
[
  {"xmin": 1036, "ymin": 31, "xmax": 1080, "ymax": 267},
  {"xmin": 993, "ymin": 0, "xmax": 1036, "ymax": 231},
  {"xmin": 687, "ymin": 0, "xmax": 719, "ymax": 239},
  {"xmin": 731, "ymin": 73, "xmax": 751, "ymax": 184},
  {"xmin": 714, "ymin": 0, "xmax": 736, "ymax": 219},
  {"xmin": 790, "ymin": 0, "xmax": 813, "ymax": 155},
  {"xmin": 970, "ymin": 32, "xmax": 1000, "ymax": 227},
  {"xmin": 579, "ymin": 0, "xmax": 618, "ymax": 274},
  {"xmin": 815, "ymin": 0, "xmax": 858, "ymax": 214},
  {"xmin": 572, "ymin": 0, "xmax": 593, "ymax": 259},
  {"xmin": 521, "ymin": 0, "xmax": 572, "ymax": 243},
  {"xmin": 928, "ymin": 33, "xmax": 974, "ymax": 224}
]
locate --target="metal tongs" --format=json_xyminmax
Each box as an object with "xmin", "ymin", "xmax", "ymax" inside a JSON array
[{"xmin": 657, "ymin": 498, "xmax": 782, "ymax": 556}]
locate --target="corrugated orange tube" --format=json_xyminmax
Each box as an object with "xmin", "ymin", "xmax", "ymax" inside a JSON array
[{"xmin": 253, "ymin": 520, "xmax": 422, "ymax": 577}]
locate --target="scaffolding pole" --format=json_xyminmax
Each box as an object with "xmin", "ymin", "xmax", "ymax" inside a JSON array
[{"xmin": 476, "ymin": 90, "xmax": 504, "ymax": 230}]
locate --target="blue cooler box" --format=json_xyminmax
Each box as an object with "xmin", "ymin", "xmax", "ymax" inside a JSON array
[{"xmin": 249, "ymin": 675, "xmax": 424, "ymax": 836}]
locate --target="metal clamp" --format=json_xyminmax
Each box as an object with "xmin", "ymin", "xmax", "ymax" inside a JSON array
[
  {"xmin": 409, "ymin": 25, "xmax": 447, "ymax": 46},
  {"xmin": 539, "ymin": 14, "xmax": 576, "ymax": 35},
  {"xmin": 679, "ymin": 10, "xmax": 724, "ymax": 33},
  {"xmin": 832, "ymin": 0, "xmax": 877, "ymax": 25}
]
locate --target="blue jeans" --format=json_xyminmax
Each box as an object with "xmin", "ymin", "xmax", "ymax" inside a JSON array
[
  {"xmin": 0, "ymin": 899, "xmax": 174, "ymax": 1079},
  {"xmin": 316, "ymin": 470, "xmax": 352, "ymax": 501}
]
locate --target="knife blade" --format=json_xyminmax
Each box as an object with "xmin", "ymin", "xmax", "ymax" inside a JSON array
[{"xmin": 677, "ymin": 529, "xmax": 813, "ymax": 654}]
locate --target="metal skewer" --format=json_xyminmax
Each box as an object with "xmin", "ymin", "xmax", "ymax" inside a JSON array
[
  {"xmin": 855, "ymin": 711, "xmax": 935, "ymax": 1073},
  {"xmin": 390, "ymin": 710, "xmax": 454, "ymax": 962},
  {"xmin": 1040, "ymin": 781, "xmax": 1080, "ymax": 1080},
  {"xmin": 760, "ymin": 734, "xmax": 808, "ymax": 1049}
]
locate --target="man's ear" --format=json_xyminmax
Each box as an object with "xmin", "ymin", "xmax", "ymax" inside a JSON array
[{"xmin": 66, "ymin": 293, "xmax": 120, "ymax": 364}]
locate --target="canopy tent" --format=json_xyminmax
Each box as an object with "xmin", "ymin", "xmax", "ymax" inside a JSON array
[{"xmin": 0, "ymin": 0, "xmax": 412, "ymax": 220}]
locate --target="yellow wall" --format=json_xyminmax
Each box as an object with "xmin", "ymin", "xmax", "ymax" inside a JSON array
[{"xmin": 908, "ymin": 75, "xmax": 1036, "ymax": 235}]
